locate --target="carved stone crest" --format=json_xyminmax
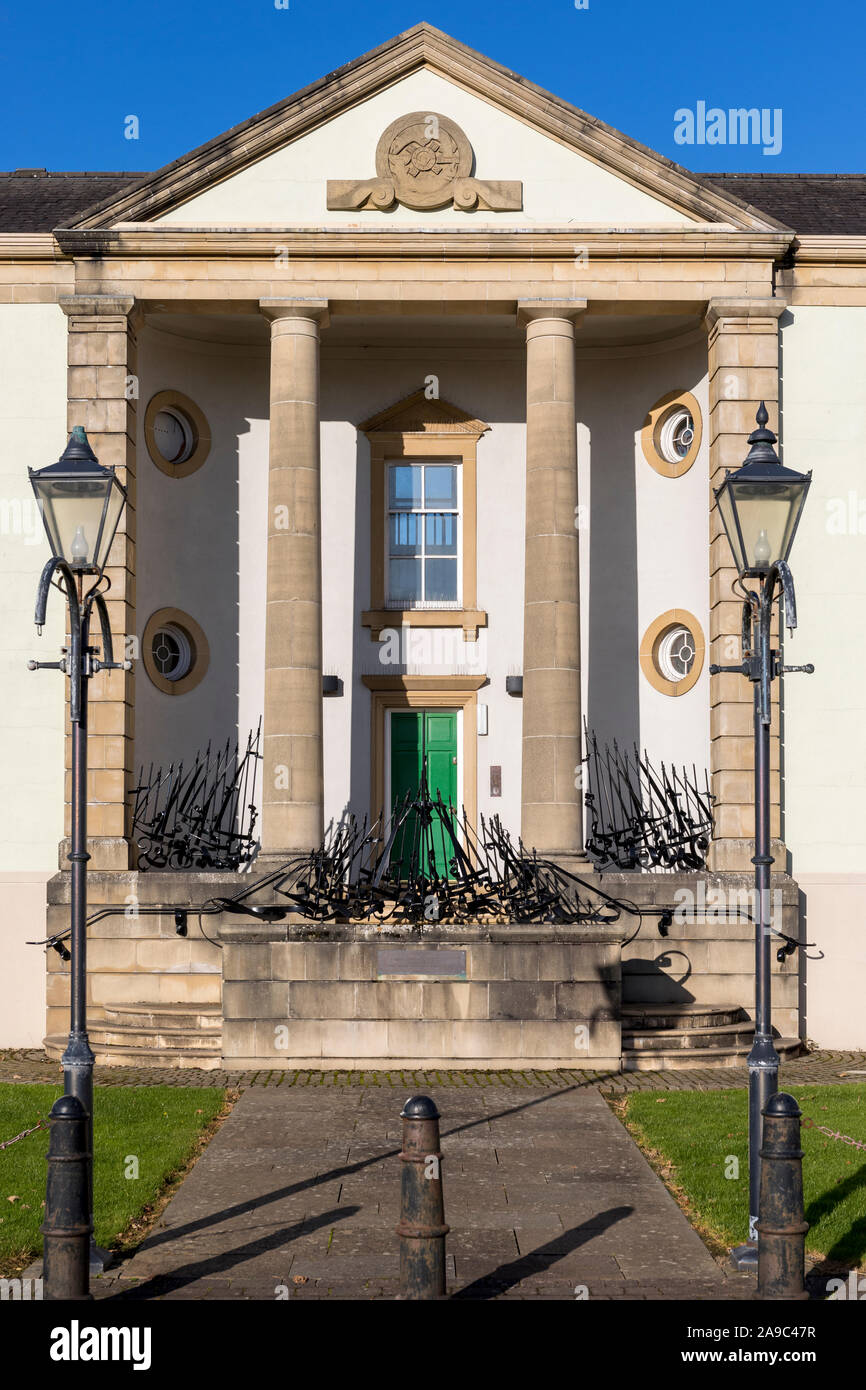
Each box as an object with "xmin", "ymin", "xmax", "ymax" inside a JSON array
[{"xmin": 327, "ymin": 111, "xmax": 522, "ymax": 213}]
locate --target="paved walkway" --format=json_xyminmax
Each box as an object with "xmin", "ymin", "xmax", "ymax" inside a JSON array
[{"xmin": 71, "ymin": 1079, "xmax": 763, "ymax": 1301}]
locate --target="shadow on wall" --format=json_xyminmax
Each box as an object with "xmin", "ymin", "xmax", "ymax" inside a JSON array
[
  {"xmin": 135, "ymin": 385, "xmax": 256, "ymax": 772},
  {"xmin": 621, "ymin": 949, "xmax": 696, "ymax": 1005},
  {"xmin": 581, "ymin": 384, "xmax": 640, "ymax": 757}
]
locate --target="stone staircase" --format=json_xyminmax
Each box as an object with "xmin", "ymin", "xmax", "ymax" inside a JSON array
[
  {"xmin": 45, "ymin": 1003, "xmax": 223, "ymax": 1070},
  {"xmin": 622, "ymin": 1002, "xmax": 804, "ymax": 1071}
]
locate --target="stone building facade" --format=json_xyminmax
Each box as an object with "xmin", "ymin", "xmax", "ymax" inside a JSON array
[{"xmin": 1, "ymin": 24, "xmax": 864, "ymax": 1066}]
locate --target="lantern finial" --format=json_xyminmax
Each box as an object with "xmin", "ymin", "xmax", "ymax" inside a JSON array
[
  {"xmin": 59, "ymin": 426, "xmax": 99, "ymax": 466},
  {"xmin": 744, "ymin": 402, "xmax": 781, "ymax": 467}
]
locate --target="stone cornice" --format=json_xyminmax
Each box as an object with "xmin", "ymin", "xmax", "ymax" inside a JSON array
[
  {"xmin": 0, "ymin": 233, "xmax": 62, "ymax": 259},
  {"xmin": 52, "ymin": 225, "xmax": 794, "ymax": 262},
  {"xmin": 791, "ymin": 235, "xmax": 866, "ymax": 264},
  {"xmin": 62, "ymin": 23, "xmax": 789, "ymax": 234}
]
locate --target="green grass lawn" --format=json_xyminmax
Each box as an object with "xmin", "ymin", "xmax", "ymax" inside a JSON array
[
  {"xmin": 0, "ymin": 1083, "xmax": 226, "ymax": 1274},
  {"xmin": 619, "ymin": 1084, "xmax": 866, "ymax": 1267}
]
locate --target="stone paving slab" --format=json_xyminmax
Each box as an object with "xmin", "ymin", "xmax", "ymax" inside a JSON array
[{"xmin": 52, "ymin": 1080, "xmax": 767, "ymax": 1302}]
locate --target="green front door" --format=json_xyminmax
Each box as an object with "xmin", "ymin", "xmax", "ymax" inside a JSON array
[{"xmin": 389, "ymin": 710, "xmax": 457, "ymax": 879}]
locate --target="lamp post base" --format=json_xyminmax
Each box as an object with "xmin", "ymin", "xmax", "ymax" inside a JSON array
[{"xmin": 730, "ymin": 1242, "xmax": 758, "ymax": 1273}]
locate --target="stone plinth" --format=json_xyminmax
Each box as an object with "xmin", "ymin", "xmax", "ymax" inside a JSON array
[{"xmin": 220, "ymin": 921, "xmax": 624, "ymax": 1070}]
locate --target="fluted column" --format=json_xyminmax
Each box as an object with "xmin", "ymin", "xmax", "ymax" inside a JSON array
[
  {"xmin": 518, "ymin": 299, "xmax": 587, "ymax": 861},
  {"xmin": 259, "ymin": 299, "xmax": 329, "ymax": 854}
]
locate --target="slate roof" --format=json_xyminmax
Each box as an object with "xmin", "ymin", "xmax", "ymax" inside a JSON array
[
  {"xmin": 702, "ymin": 174, "xmax": 866, "ymax": 235},
  {"xmin": 0, "ymin": 167, "xmax": 864, "ymax": 237},
  {"xmin": 0, "ymin": 171, "xmax": 146, "ymax": 232}
]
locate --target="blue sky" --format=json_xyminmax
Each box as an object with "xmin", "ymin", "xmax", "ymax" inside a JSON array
[{"xmin": 0, "ymin": 0, "xmax": 861, "ymax": 174}]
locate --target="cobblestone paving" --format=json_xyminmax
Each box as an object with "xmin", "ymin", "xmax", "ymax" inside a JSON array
[{"xmin": 3, "ymin": 1047, "xmax": 866, "ymax": 1092}]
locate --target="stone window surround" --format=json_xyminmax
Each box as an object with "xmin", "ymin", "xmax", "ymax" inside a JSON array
[
  {"xmin": 639, "ymin": 608, "xmax": 705, "ymax": 697},
  {"xmin": 640, "ymin": 387, "xmax": 703, "ymax": 478},
  {"xmin": 144, "ymin": 388, "xmax": 211, "ymax": 478},
  {"xmin": 361, "ymin": 674, "xmax": 486, "ymax": 832},
  {"xmin": 362, "ymin": 418, "xmax": 488, "ymax": 642},
  {"xmin": 142, "ymin": 606, "xmax": 210, "ymax": 696}
]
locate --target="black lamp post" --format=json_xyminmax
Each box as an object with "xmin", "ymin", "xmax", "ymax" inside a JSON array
[
  {"xmin": 710, "ymin": 403, "xmax": 813, "ymax": 1272},
  {"xmin": 28, "ymin": 425, "xmax": 129, "ymax": 1292}
]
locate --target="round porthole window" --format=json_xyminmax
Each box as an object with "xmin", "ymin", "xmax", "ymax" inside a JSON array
[
  {"xmin": 152, "ymin": 407, "xmax": 195, "ymax": 467},
  {"xmin": 142, "ymin": 608, "xmax": 210, "ymax": 696},
  {"xmin": 656, "ymin": 624, "xmax": 697, "ymax": 682},
  {"xmin": 640, "ymin": 609, "xmax": 705, "ymax": 697},
  {"xmin": 144, "ymin": 391, "xmax": 211, "ymax": 478},
  {"xmin": 150, "ymin": 623, "xmax": 193, "ymax": 682},
  {"xmin": 657, "ymin": 407, "xmax": 695, "ymax": 465},
  {"xmin": 641, "ymin": 390, "xmax": 702, "ymax": 478}
]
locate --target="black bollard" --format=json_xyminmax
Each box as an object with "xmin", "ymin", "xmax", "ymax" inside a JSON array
[
  {"xmin": 42, "ymin": 1094, "xmax": 92, "ymax": 1301},
  {"xmin": 395, "ymin": 1095, "xmax": 449, "ymax": 1299},
  {"xmin": 756, "ymin": 1091, "xmax": 809, "ymax": 1301}
]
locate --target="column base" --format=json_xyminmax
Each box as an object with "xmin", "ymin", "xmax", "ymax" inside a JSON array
[
  {"xmin": 538, "ymin": 851, "xmax": 594, "ymax": 878},
  {"xmin": 708, "ymin": 838, "xmax": 788, "ymax": 872},
  {"xmin": 58, "ymin": 837, "xmax": 136, "ymax": 872}
]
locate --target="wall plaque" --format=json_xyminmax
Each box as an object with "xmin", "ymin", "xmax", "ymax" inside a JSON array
[{"xmin": 376, "ymin": 947, "xmax": 467, "ymax": 979}]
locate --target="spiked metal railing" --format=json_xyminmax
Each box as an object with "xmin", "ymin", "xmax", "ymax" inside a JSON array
[
  {"xmin": 213, "ymin": 771, "xmax": 621, "ymax": 927},
  {"xmin": 582, "ymin": 725, "xmax": 714, "ymax": 872},
  {"xmin": 131, "ymin": 722, "xmax": 262, "ymax": 871}
]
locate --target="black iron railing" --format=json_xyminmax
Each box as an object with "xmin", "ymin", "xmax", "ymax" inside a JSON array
[
  {"xmin": 131, "ymin": 722, "xmax": 262, "ymax": 871},
  {"xmin": 214, "ymin": 772, "xmax": 620, "ymax": 926},
  {"xmin": 582, "ymin": 725, "xmax": 714, "ymax": 872}
]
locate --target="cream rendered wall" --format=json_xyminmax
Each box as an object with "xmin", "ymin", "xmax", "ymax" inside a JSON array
[
  {"xmin": 780, "ymin": 306, "xmax": 866, "ymax": 1047},
  {"xmin": 156, "ymin": 70, "xmax": 699, "ymax": 230},
  {"xmin": 319, "ymin": 350, "xmax": 526, "ymax": 840},
  {"xmin": 0, "ymin": 303, "xmax": 67, "ymax": 1043},
  {"xmin": 578, "ymin": 338, "xmax": 711, "ymax": 777},
  {"xmin": 135, "ymin": 329, "xmax": 269, "ymax": 776},
  {"xmin": 134, "ymin": 330, "xmax": 713, "ymax": 874}
]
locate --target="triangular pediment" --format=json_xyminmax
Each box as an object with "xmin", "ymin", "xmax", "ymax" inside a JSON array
[
  {"xmin": 64, "ymin": 25, "xmax": 788, "ymax": 234},
  {"xmin": 360, "ymin": 389, "xmax": 489, "ymax": 436}
]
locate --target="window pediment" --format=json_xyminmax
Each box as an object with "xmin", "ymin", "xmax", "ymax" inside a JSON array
[{"xmin": 360, "ymin": 388, "xmax": 489, "ymax": 438}]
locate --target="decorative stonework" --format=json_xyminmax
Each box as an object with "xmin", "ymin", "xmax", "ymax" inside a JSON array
[
  {"xmin": 359, "ymin": 387, "xmax": 489, "ymax": 435},
  {"xmin": 327, "ymin": 111, "xmax": 522, "ymax": 213}
]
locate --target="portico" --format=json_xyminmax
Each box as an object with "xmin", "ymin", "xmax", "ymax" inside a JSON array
[{"xmin": 6, "ymin": 21, "xmax": 823, "ymax": 1068}]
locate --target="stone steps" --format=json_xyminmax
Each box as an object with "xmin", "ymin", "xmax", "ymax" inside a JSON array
[
  {"xmin": 621, "ymin": 1001, "xmax": 804, "ymax": 1070},
  {"xmin": 623, "ymin": 1036, "xmax": 804, "ymax": 1071},
  {"xmin": 44, "ymin": 1001, "xmax": 224, "ymax": 1070},
  {"xmin": 622, "ymin": 1002, "xmax": 743, "ymax": 1031},
  {"xmin": 624, "ymin": 1021, "xmax": 755, "ymax": 1052}
]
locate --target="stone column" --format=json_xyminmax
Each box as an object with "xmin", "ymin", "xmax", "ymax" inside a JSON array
[
  {"xmin": 258, "ymin": 299, "xmax": 329, "ymax": 855},
  {"xmin": 60, "ymin": 295, "xmax": 138, "ymax": 872},
  {"xmin": 518, "ymin": 299, "xmax": 588, "ymax": 862},
  {"xmin": 705, "ymin": 297, "xmax": 786, "ymax": 871}
]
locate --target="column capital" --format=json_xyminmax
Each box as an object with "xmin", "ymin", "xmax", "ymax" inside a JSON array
[
  {"xmin": 59, "ymin": 294, "xmax": 136, "ymax": 319},
  {"xmin": 259, "ymin": 297, "xmax": 330, "ymax": 328},
  {"xmin": 517, "ymin": 298, "xmax": 587, "ymax": 328},
  {"xmin": 704, "ymin": 297, "xmax": 787, "ymax": 331}
]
